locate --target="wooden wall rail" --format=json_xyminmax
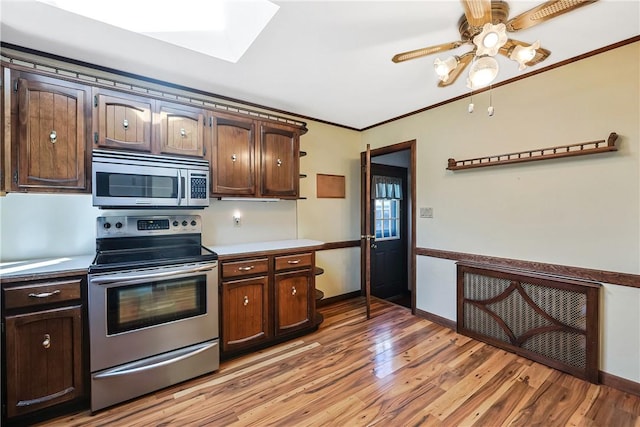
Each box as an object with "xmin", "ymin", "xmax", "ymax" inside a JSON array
[
  {"xmin": 417, "ymin": 248, "xmax": 640, "ymax": 289},
  {"xmin": 447, "ymin": 132, "xmax": 618, "ymax": 171}
]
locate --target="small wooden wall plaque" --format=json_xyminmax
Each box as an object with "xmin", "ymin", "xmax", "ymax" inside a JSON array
[{"xmin": 316, "ymin": 174, "xmax": 345, "ymax": 198}]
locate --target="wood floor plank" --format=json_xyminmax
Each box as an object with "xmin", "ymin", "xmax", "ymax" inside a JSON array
[{"xmin": 33, "ymin": 297, "xmax": 640, "ymax": 427}]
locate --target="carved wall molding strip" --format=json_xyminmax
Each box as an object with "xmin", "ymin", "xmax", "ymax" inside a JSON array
[{"xmin": 416, "ymin": 247, "xmax": 640, "ymax": 289}]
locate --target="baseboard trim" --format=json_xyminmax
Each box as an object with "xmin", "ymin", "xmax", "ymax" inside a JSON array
[
  {"xmin": 600, "ymin": 371, "xmax": 640, "ymax": 397},
  {"xmin": 317, "ymin": 290, "xmax": 361, "ymax": 307},
  {"xmin": 415, "ymin": 308, "xmax": 456, "ymax": 330}
]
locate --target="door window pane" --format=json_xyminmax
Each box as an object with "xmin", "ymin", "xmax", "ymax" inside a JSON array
[{"xmin": 374, "ymin": 199, "xmax": 400, "ymax": 240}]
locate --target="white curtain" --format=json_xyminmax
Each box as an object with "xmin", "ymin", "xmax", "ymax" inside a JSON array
[{"xmin": 372, "ymin": 175, "xmax": 402, "ymax": 199}]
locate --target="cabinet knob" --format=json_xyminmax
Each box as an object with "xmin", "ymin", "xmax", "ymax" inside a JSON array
[
  {"xmin": 291, "ymin": 286, "xmax": 297, "ymax": 296},
  {"xmin": 42, "ymin": 334, "xmax": 51, "ymax": 349},
  {"xmin": 180, "ymin": 128, "xmax": 187, "ymax": 138},
  {"xmin": 123, "ymin": 119, "xmax": 129, "ymax": 130},
  {"xmin": 231, "ymin": 154, "xmax": 237, "ymax": 162},
  {"xmin": 49, "ymin": 130, "xmax": 57, "ymax": 144},
  {"xmin": 243, "ymin": 296, "xmax": 249, "ymax": 306},
  {"xmin": 276, "ymin": 158, "xmax": 282, "ymax": 167}
]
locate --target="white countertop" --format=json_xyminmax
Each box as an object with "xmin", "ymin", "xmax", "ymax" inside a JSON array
[
  {"xmin": 0, "ymin": 240, "xmax": 324, "ymax": 280},
  {"xmin": 0, "ymin": 255, "xmax": 95, "ymax": 280},
  {"xmin": 209, "ymin": 239, "xmax": 324, "ymax": 256}
]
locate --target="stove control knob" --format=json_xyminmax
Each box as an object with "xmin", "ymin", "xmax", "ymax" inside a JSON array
[
  {"xmin": 182, "ymin": 220, "xmax": 188, "ymax": 227},
  {"xmin": 115, "ymin": 222, "xmax": 123, "ymax": 229},
  {"xmin": 173, "ymin": 221, "xmax": 179, "ymax": 227},
  {"xmin": 191, "ymin": 220, "xmax": 197, "ymax": 226},
  {"xmin": 103, "ymin": 222, "xmax": 111, "ymax": 229}
]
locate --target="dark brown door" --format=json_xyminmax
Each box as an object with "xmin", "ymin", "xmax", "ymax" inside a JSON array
[
  {"xmin": 221, "ymin": 276, "xmax": 270, "ymax": 352},
  {"xmin": 210, "ymin": 112, "xmax": 256, "ymax": 196},
  {"xmin": 15, "ymin": 74, "xmax": 88, "ymax": 191},
  {"xmin": 370, "ymin": 164, "xmax": 408, "ymax": 300},
  {"xmin": 157, "ymin": 101, "xmax": 205, "ymax": 158},
  {"xmin": 259, "ymin": 123, "xmax": 299, "ymax": 198},
  {"xmin": 93, "ymin": 89, "xmax": 152, "ymax": 152},
  {"xmin": 361, "ymin": 144, "xmax": 372, "ymax": 318},
  {"xmin": 5, "ymin": 305, "xmax": 84, "ymax": 418},
  {"xmin": 275, "ymin": 269, "xmax": 313, "ymax": 335}
]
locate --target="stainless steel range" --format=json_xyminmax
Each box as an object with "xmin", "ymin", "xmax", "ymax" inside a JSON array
[{"xmin": 88, "ymin": 214, "xmax": 218, "ymax": 412}]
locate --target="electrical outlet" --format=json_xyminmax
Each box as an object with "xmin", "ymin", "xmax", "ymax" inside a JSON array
[{"xmin": 420, "ymin": 207, "xmax": 433, "ymax": 218}]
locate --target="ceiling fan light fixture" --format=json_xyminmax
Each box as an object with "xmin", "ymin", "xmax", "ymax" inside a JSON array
[
  {"xmin": 434, "ymin": 56, "xmax": 459, "ymax": 82},
  {"xmin": 467, "ymin": 56, "xmax": 499, "ymax": 89},
  {"xmin": 473, "ymin": 23, "xmax": 507, "ymax": 57},
  {"xmin": 510, "ymin": 40, "xmax": 540, "ymax": 70}
]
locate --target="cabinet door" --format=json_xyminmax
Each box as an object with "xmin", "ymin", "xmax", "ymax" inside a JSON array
[
  {"xmin": 221, "ymin": 276, "xmax": 270, "ymax": 352},
  {"xmin": 14, "ymin": 74, "xmax": 88, "ymax": 191},
  {"xmin": 210, "ymin": 113, "xmax": 255, "ymax": 195},
  {"xmin": 93, "ymin": 89, "xmax": 152, "ymax": 152},
  {"xmin": 157, "ymin": 101, "xmax": 205, "ymax": 157},
  {"xmin": 259, "ymin": 124, "xmax": 299, "ymax": 198},
  {"xmin": 275, "ymin": 269, "xmax": 313, "ymax": 336},
  {"xmin": 5, "ymin": 305, "xmax": 84, "ymax": 418}
]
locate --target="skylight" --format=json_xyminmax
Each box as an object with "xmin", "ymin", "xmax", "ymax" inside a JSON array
[{"xmin": 36, "ymin": 0, "xmax": 280, "ymax": 63}]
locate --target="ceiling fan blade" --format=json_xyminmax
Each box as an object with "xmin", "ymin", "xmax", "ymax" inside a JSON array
[
  {"xmin": 392, "ymin": 41, "xmax": 463, "ymax": 63},
  {"xmin": 506, "ymin": 0, "xmax": 598, "ymax": 32},
  {"xmin": 500, "ymin": 39, "xmax": 551, "ymax": 66},
  {"xmin": 461, "ymin": 0, "xmax": 492, "ymax": 28},
  {"xmin": 438, "ymin": 52, "xmax": 474, "ymax": 87}
]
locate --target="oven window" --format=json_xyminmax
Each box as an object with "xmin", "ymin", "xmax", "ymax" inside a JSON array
[
  {"xmin": 95, "ymin": 172, "xmax": 178, "ymax": 198},
  {"xmin": 106, "ymin": 275, "xmax": 206, "ymax": 335}
]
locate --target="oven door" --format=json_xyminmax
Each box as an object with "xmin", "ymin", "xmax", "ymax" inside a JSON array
[{"xmin": 88, "ymin": 261, "xmax": 218, "ymax": 372}]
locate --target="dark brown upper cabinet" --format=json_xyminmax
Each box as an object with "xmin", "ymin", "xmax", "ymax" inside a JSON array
[{"xmin": 10, "ymin": 71, "xmax": 90, "ymax": 192}]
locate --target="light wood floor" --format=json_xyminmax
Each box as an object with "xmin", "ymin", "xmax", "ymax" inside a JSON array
[{"xmin": 39, "ymin": 297, "xmax": 640, "ymax": 426}]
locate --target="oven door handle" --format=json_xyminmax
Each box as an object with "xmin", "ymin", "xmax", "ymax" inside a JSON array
[
  {"xmin": 93, "ymin": 340, "xmax": 218, "ymax": 379},
  {"xmin": 90, "ymin": 264, "xmax": 216, "ymax": 286}
]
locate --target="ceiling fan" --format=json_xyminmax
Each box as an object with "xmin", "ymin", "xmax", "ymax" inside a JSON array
[{"xmin": 392, "ymin": 0, "xmax": 597, "ymax": 89}]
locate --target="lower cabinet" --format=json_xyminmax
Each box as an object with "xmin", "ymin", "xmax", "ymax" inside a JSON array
[
  {"xmin": 220, "ymin": 250, "xmax": 318, "ymax": 357},
  {"xmin": 2, "ymin": 275, "xmax": 86, "ymax": 424},
  {"xmin": 222, "ymin": 276, "xmax": 270, "ymax": 353}
]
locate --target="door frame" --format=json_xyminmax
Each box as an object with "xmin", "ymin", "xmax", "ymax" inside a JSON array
[{"xmin": 360, "ymin": 140, "xmax": 416, "ymax": 314}]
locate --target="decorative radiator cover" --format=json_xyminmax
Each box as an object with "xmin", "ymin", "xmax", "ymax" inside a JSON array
[{"xmin": 456, "ymin": 262, "xmax": 600, "ymax": 383}]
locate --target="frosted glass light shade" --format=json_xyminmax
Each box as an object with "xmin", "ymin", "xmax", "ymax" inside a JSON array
[
  {"xmin": 467, "ymin": 56, "xmax": 499, "ymax": 89},
  {"xmin": 510, "ymin": 41, "xmax": 540, "ymax": 70},
  {"xmin": 434, "ymin": 56, "xmax": 458, "ymax": 82}
]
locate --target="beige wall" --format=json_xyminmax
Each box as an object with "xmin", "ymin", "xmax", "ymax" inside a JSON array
[
  {"xmin": 362, "ymin": 42, "xmax": 640, "ymax": 383},
  {"xmin": 297, "ymin": 121, "xmax": 362, "ymax": 298}
]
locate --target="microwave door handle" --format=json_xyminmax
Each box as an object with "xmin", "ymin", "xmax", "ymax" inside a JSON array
[{"xmin": 177, "ymin": 169, "xmax": 183, "ymax": 206}]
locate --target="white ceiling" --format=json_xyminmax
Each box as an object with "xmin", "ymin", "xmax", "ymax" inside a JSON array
[{"xmin": 1, "ymin": 0, "xmax": 639, "ymax": 129}]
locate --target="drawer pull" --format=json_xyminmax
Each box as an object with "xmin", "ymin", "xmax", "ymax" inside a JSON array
[
  {"xmin": 287, "ymin": 260, "xmax": 301, "ymax": 265},
  {"xmin": 123, "ymin": 119, "xmax": 129, "ymax": 130},
  {"xmin": 276, "ymin": 158, "xmax": 282, "ymax": 167},
  {"xmin": 180, "ymin": 128, "xmax": 187, "ymax": 137},
  {"xmin": 231, "ymin": 154, "xmax": 237, "ymax": 162},
  {"xmin": 238, "ymin": 266, "xmax": 254, "ymax": 272},
  {"xmin": 243, "ymin": 296, "xmax": 249, "ymax": 306},
  {"xmin": 42, "ymin": 334, "xmax": 51, "ymax": 349},
  {"xmin": 28, "ymin": 290, "xmax": 61, "ymax": 299},
  {"xmin": 291, "ymin": 286, "xmax": 297, "ymax": 296},
  {"xmin": 49, "ymin": 130, "xmax": 57, "ymax": 144}
]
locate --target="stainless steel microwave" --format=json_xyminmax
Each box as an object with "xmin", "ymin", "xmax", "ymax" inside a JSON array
[{"xmin": 92, "ymin": 149, "xmax": 209, "ymax": 209}]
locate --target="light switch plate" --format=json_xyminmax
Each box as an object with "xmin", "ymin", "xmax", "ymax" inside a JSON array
[{"xmin": 420, "ymin": 207, "xmax": 433, "ymax": 218}]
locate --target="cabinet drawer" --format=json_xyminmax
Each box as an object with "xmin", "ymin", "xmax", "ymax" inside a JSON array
[
  {"xmin": 222, "ymin": 258, "xmax": 269, "ymax": 279},
  {"xmin": 4, "ymin": 279, "xmax": 82, "ymax": 309},
  {"xmin": 275, "ymin": 253, "xmax": 312, "ymax": 271}
]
